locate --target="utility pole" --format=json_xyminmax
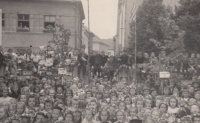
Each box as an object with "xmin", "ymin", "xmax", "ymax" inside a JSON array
[{"xmin": 87, "ymin": 0, "xmax": 91, "ymax": 79}]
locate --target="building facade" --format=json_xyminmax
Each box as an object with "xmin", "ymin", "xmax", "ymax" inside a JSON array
[
  {"xmin": 115, "ymin": 0, "xmax": 179, "ymax": 54},
  {"xmin": 82, "ymin": 25, "xmax": 94, "ymax": 54},
  {"xmin": 92, "ymin": 35, "xmax": 109, "ymax": 53},
  {"xmin": 0, "ymin": 0, "xmax": 85, "ymax": 51}
]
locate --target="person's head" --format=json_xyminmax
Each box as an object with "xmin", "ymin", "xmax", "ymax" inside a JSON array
[
  {"xmin": 118, "ymin": 101, "xmax": 126, "ymax": 111},
  {"xmin": 74, "ymin": 110, "xmax": 82, "ymax": 123},
  {"xmin": 16, "ymin": 102, "xmax": 25, "ymax": 114},
  {"xmin": 109, "ymin": 106, "xmax": 116, "ymax": 118},
  {"xmin": 98, "ymin": 109, "xmax": 110, "ymax": 122},
  {"xmin": 52, "ymin": 107, "xmax": 62, "ymax": 120},
  {"xmin": 189, "ymin": 86, "xmax": 195, "ymax": 94},
  {"xmin": 55, "ymin": 84, "xmax": 64, "ymax": 94},
  {"xmin": 136, "ymin": 98, "xmax": 144, "ymax": 109},
  {"xmin": 110, "ymin": 96, "xmax": 118, "ymax": 105},
  {"xmin": 19, "ymin": 94, "xmax": 27, "ymax": 104},
  {"xmin": 48, "ymin": 89, "xmax": 55, "ymax": 98},
  {"xmin": 124, "ymin": 96, "xmax": 132, "ymax": 105},
  {"xmin": 168, "ymin": 96, "xmax": 178, "ymax": 108},
  {"xmin": 182, "ymin": 89, "xmax": 189, "ymax": 98},
  {"xmin": 151, "ymin": 52, "xmax": 155, "ymax": 57},
  {"xmin": 72, "ymin": 99, "xmax": 79, "ymax": 109},
  {"xmin": 85, "ymin": 109, "xmax": 93, "ymax": 121},
  {"xmin": 116, "ymin": 111, "xmax": 125, "ymax": 122},
  {"xmin": 159, "ymin": 103, "xmax": 168, "ymax": 114},
  {"xmin": 143, "ymin": 88, "xmax": 150, "ymax": 96},
  {"xmin": 2, "ymin": 87, "xmax": 8, "ymax": 97},
  {"xmin": 129, "ymin": 88, "xmax": 136, "ymax": 96},
  {"xmin": 65, "ymin": 89, "xmax": 73, "ymax": 98},
  {"xmin": 128, "ymin": 106, "xmax": 137, "ymax": 117},
  {"xmin": 39, "ymin": 96, "xmax": 45, "ymax": 104},
  {"xmin": 1, "ymin": 102, "xmax": 9, "ymax": 111},
  {"xmin": 65, "ymin": 111, "xmax": 74, "ymax": 122},
  {"xmin": 44, "ymin": 100, "xmax": 53, "ymax": 111},
  {"xmin": 12, "ymin": 84, "xmax": 19, "ymax": 92},
  {"xmin": 190, "ymin": 105, "xmax": 199, "ymax": 115},
  {"xmin": 145, "ymin": 99, "xmax": 152, "ymax": 108},
  {"xmin": 34, "ymin": 112, "xmax": 48, "ymax": 123},
  {"xmin": 8, "ymin": 104, "xmax": 16, "ymax": 117},
  {"xmin": 144, "ymin": 53, "xmax": 149, "ymax": 58},
  {"xmin": 188, "ymin": 98, "xmax": 197, "ymax": 106},
  {"xmin": 194, "ymin": 91, "xmax": 200, "ymax": 100},
  {"xmin": 151, "ymin": 109, "xmax": 160, "ymax": 120},
  {"xmin": 0, "ymin": 107, "xmax": 8, "ymax": 119},
  {"xmin": 96, "ymin": 91, "xmax": 103, "ymax": 100},
  {"xmin": 21, "ymin": 87, "xmax": 30, "ymax": 95},
  {"xmin": 27, "ymin": 95, "xmax": 38, "ymax": 108},
  {"xmin": 193, "ymin": 115, "xmax": 200, "ymax": 123},
  {"xmin": 110, "ymin": 91, "xmax": 118, "ymax": 98},
  {"xmin": 191, "ymin": 53, "xmax": 195, "ymax": 58},
  {"xmin": 193, "ymin": 82, "xmax": 199, "ymax": 89},
  {"xmin": 10, "ymin": 99, "xmax": 17, "ymax": 108},
  {"xmin": 89, "ymin": 99, "xmax": 98, "ymax": 109},
  {"xmin": 163, "ymin": 87, "xmax": 170, "ymax": 95},
  {"xmin": 155, "ymin": 96, "xmax": 163, "ymax": 108}
]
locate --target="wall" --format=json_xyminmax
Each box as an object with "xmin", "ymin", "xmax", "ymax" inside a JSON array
[
  {"xmin": 0, "ymin": 0, "xmax": 84, "ymax": 49},
  {"xmin": 92, "ymin": 42, "xmax": 100, "ymax": 52}
]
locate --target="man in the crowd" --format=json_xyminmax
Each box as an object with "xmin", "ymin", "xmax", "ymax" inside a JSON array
[
  {"xmin": 93, "ymin": 52, "xmax": 103, "ymax": 78},
  {"xmin": 77, "ymin": 48, "xmax": 88, "ymax": 79},
  {"xmin": 89, "ymin": 51, "xmax": 95, "ymax": 78},
  {"xmin": 101, "ymin": 51, "xmax": 109, "ymax": 67},
  {"xmin": 0, "ymin": 46, "xmax": 5, "ymax": 76}
]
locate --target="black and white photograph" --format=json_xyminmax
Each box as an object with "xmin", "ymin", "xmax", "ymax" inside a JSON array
[{"xmin": 0, "ymin": 0, "xmax": 200, "ymax": 123}]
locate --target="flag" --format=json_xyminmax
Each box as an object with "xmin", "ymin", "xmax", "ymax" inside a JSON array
[{"xmin": 130, "ymin": 4, "xmax": 137, "ymax": 21}]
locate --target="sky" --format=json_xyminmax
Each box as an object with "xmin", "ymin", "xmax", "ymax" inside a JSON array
[{"xmin": 81, "ymin": 0, "xmax": 118, "ymax": 39}]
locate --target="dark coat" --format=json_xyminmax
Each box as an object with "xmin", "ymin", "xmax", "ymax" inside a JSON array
[{"xmin": 0, "ymin": 52, "xmax": 5, "ymax": 67}]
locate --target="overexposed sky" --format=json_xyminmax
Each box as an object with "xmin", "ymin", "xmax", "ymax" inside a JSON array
[{"xmin": 81, "ymin": 0, "xmax": 118, "ymax": 39}]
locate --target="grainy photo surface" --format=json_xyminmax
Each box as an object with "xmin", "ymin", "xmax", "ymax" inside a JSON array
[{"xmin": 0, "ymin": 0, "xmax": 200, "ymax": 123}]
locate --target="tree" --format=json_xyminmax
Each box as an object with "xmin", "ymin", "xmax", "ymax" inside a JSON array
[
  {"xmin": 128, "ymin": 0, "xmax": 166, "ymax": 54},
  {"xmin": 174, "ymin": 0, "xmax": 200, "ymax": 53},
  {"xmin": 48, "ymin": 24, "xmax": 71, "ymax": 58},
  {"xmin": 128, "ymin": 0, "xmax": 185, "ymax": 56}
]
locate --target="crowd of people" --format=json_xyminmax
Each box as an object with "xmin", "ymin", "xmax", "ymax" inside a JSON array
[{"xmin": 0, "ymin": 45, "xmax": 200, "ymax": 123}]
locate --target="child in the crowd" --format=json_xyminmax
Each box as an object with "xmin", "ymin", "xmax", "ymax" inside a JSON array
[{"xmin": 168, "ymin": 96, "xmax": 180, "ymax": 114}]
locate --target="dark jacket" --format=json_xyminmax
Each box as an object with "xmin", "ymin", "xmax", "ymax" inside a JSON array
[{"xmin": 0, "ymin": 52, "xmax": 5, "ymax": 67}]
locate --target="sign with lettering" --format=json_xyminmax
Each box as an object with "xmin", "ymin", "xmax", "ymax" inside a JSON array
[
  {"xmin": 159, "ymin": 71, "xmax": 170, "ymax": 78},
  {"xmin": 58, "ymin": 68, "xmax": 67, "ymax": 75}
]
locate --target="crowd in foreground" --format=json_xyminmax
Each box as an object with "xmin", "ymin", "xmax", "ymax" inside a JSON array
[{"xmin": 0, "ymin": 47, "xmax": 200, "ymax": 123}]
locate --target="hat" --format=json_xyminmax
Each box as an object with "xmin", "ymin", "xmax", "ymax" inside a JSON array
[{"xmin": 143, "ymin": 86, "xmax": 150, "ymax": 91}]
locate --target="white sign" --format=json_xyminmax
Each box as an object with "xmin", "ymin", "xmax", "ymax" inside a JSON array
[
  {"xmin": 159, "ymin": 71, "xmax": 170, "ymax": 78},
  {"xmin": 58, "ymin": 68, "xmax": 67, "ymax": 75}
]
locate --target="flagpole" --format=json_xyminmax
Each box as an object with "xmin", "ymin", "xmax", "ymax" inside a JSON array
[{"xmin": 135, "ymin": 15, "xmax": 137, "ymax": 83}]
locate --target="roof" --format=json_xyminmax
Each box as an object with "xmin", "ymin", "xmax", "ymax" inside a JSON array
[
  {"xmin": 101, "ymin": 39, "xmax": 114, "ymax": 50},
  {"xmin": 93, "ymin": 41, "xmax": 109, "ymax": 47}
]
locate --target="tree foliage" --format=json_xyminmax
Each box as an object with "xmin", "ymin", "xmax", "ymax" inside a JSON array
[
  {"xmin": 174, "ymin": 0, "xmax": 200, "ymax": 53},
  {"xmin": 128, "ymin": 0, "xmax": 185, "ymax": 56},
  {"xmin": 48, "ymin": 24, "xmax": 71, "ymax": 57}
]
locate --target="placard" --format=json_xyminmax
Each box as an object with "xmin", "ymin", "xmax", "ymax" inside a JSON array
[
  {"xmin": 58, "ymin": 68, "xmax": 67, "ymax": 75},
  {"xmin": 159, "ymin": 71, "xmax": 170, "ymax": 78}
]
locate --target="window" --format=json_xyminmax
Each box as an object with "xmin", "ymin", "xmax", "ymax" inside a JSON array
[
  {"xmin": 17, "ymin": 14, "xmax": 30, "ymax": 32},
  {"xmin": 2, "ymin": 13, "xmax": 4, "ymax": 27},
  {"xmin": 43, "ymin": 15, "xmax": 56, "ymax": 33}
]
